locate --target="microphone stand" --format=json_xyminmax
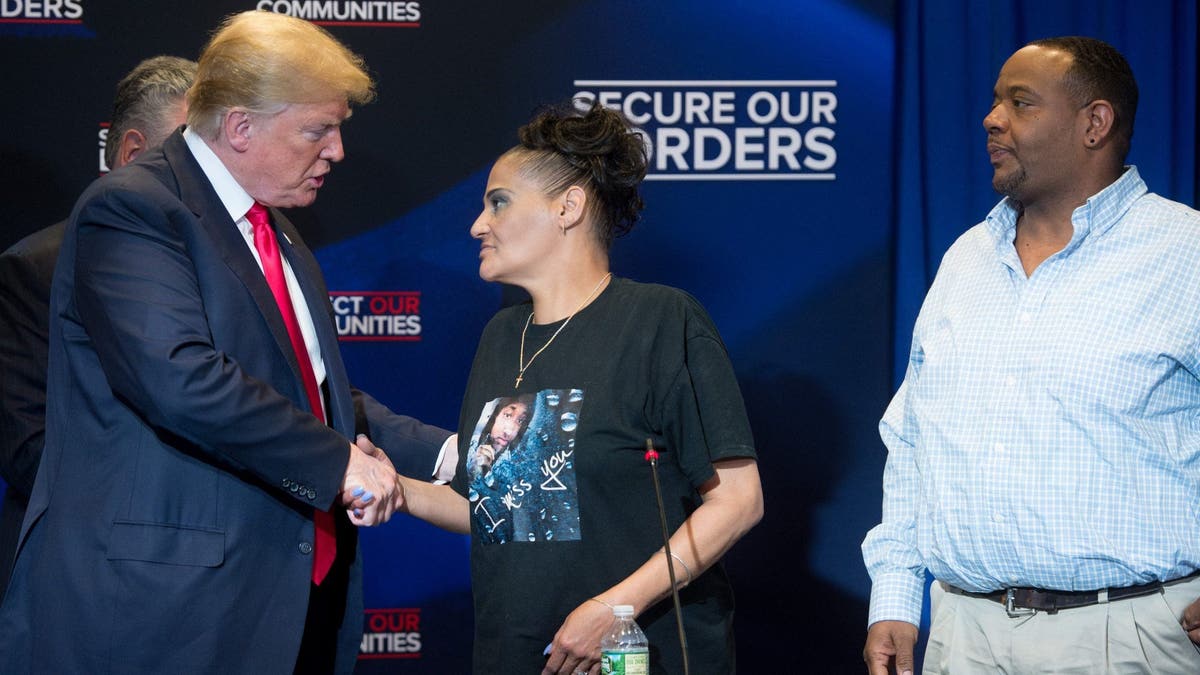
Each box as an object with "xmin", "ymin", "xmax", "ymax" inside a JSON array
[{"xmin": 644, "ymin": 438, "xmax": 690, "ymax": 675}]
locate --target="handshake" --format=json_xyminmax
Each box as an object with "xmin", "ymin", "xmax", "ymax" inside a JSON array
[{"xmin": 340, "ymin": 434, "xmax": 407, "ymax": 526}]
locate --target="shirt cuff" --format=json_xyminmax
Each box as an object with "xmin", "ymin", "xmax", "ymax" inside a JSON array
[
  {"xmin": 868, "ymin": 569, "xmax": 925, "ymax": 627},
  {"xmin": 431, "ymin": 433, "xmax": 458, "ymax": 484}
]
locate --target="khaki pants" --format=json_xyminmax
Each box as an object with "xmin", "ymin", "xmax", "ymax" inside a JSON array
[{"xmin": 924, "ymin": 575, "xmax": 1200, "ymax": 674}]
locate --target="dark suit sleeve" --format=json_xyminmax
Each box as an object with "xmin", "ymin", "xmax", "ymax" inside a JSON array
[
  {"xmin": 0, "ymin": 249, "xmax": 52, "ymax": 497},
  {"xmin": 70, "ymin": 186, "xmax": 349, "ymax": 506},
  {"xmin": 354, "ymin": 388, "xmax": 450, "ymax": 480}
]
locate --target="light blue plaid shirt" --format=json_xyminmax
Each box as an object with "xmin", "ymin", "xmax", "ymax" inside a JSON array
[{"xmin": 863, "ymin": 167, "xmax": 1200, "ymax": 627}]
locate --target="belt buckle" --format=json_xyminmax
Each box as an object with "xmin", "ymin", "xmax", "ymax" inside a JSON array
[{"xmin": 1005, "ymin": 588, "xmax": 1036, "ymax": 617}]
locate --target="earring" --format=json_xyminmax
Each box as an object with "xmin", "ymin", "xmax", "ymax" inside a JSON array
[
  {"xmin": 1087, "ymin": 137, "xmax": 1097, "ymax": 145},
  {"xmin": 561, "ymin": 223, "xmax": 567, "ymax": 236}
]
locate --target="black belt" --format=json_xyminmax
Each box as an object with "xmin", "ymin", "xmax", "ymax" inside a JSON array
[{"xmin": 943, "ymin": 571, "xmax": 1200, "ymax": 616}]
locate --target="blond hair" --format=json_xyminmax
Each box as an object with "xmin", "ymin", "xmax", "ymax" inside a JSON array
[{"xmin": 186, "ymin": 10, "xmax": 375, "ymax": 138}]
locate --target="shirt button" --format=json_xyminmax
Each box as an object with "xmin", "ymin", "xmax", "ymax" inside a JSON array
[
  {"xmin": 992, "ymin": 512, "xmax": 1006, "ymax": 523},
  {"xmin": 993, "ymin": 442, "xmax": 1005, "ymax": 454},
  {"xmin": 1005, "ymin": 375, "xmax": 1017, "ymax": 387},
  {"xmin": 1019, "ymin": 312, "xmax": 1032, "ymax": 324},
  {"xmin": 298, "ymin": 542, "xmax": 313, "ymax": 555}
]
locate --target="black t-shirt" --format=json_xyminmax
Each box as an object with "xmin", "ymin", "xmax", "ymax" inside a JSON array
[{"xmin": 452, "ymin": 278, "xmax": 756, "ymax": 674}]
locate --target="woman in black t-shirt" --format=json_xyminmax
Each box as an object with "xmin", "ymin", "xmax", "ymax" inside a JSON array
[{"xmin": 394, "ymin": 101, "xmax": 763, "ymax": 675}]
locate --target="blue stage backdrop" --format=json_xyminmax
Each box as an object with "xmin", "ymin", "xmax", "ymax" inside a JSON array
[{"xmin": 0, "ymin": 2, "xmax": 1195, "ymax": 672}]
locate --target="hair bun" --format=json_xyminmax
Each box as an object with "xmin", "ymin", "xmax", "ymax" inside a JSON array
[{"xmin": 517, "ymin": 100, "xmax": 647, "ymax": 246}]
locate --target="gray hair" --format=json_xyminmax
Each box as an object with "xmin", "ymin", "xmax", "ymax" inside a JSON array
[{"xmin": 105, "ymin": 55, "xmax": 197, "ymax": 170}]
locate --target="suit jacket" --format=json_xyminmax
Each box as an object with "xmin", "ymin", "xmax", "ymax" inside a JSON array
[
  {"xmin": 0, "ymin": 221, "xmax": 63, "ymax": 600},
  {"xmin": 0, "ymin": 131, "xmax": 449, "ymax": 674}
]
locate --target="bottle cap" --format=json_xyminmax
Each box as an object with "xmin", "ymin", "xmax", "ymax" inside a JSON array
[{"xmin": 613, "ymin": 604, "xmax": 634, "ymax": 616}]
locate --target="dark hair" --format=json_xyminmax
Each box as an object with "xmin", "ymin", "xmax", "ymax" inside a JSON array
[
  {"xmin": 507, "ymin": 100, "xmax": 647, "ymax": 250},
  {"xmin": 106, "ymin": 55, "xmax": 198, "ymax": 170},
  {"xmin": 482, "ymin": 396, "xmax": 534, "ymax": 448},
  {"xmin": 1027, "ymin": 36, "xmax": 1138, "ymax": 161}
]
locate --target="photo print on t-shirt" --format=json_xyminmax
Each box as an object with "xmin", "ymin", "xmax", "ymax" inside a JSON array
[{"xmin": 465, "ymin": 388, "xmax": 583, "ymax": 544}]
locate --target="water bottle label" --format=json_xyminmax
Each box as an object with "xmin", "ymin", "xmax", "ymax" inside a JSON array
[{"xmin": 600, "ymin": 651, "xmax": 649, "ymax": 675}]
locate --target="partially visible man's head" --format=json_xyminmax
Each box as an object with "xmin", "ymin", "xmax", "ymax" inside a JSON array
[
  {"xmin": 106, "ymin": 55, "xmax": 197, "ymax": 171},
  {"xmin": 186, "ymin": 10, "xmax": 375, "ymax": 139},
  {"xmin": 1026, "ymin": 36, "xmax": 1138, "ymax": 161}
]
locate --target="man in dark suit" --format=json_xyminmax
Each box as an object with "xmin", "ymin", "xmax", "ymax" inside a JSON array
[
  {"xmin": 0, "ymin": 11, "xmax": 450, "ymax": 674},
  {"xmin": 0, "ymin": 55, "xmax": 197, "ymax": 599}
]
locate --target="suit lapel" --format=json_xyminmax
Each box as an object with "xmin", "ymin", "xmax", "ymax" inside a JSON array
[
  {"xmin": 162, "ymin": 134, "xmax": 306, "ymax": 392},
  {"xmin": 273, "ymin": 210, "xmax": 355, "ymax": 435}
]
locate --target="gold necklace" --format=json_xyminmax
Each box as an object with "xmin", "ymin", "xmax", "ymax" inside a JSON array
[{"xmin": 516, "ymin": 272, "xmax": 612, "ymax": 388}]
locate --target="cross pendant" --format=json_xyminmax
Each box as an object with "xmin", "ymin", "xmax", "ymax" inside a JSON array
[{"xmin": 514, "ymin": 373, "xmax": 523, "ymax": 388}]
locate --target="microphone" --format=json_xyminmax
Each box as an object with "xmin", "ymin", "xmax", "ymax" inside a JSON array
[{"xmin": 644, "ymin": 438, "xmax": 690, "ymax": 675}]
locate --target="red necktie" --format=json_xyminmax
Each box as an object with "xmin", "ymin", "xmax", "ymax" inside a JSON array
[{"xmin": 247, "ymin": 203, "xmax": 337, "ymax": 585}]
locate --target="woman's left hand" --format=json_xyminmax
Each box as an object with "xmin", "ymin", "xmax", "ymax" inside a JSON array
[{"xmin": 541, "ymin": 598, "xmax": 611, "ymax": 675}]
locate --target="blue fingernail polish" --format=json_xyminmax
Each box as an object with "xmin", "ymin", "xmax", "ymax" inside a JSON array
[
  {"xmin": 351, "ymin": 486, "xmax": 365, "ymax": 497},
  {"xmin": 353, "ymin": 509, "xmax": 363, "ymax": 518},
  {"xmin": 363, "ymin": 492, "xmax": 375, "ymax": 502}
]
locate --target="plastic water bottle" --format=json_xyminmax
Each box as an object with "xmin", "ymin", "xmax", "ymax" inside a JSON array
[{"xmin": 600, "ymin": 604, "xmax": 649, "ymax": 675}]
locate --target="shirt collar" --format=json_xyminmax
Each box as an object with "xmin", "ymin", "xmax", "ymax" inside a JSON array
[
  {"xmin": 182, "ymin": 126, "xmax": 256, "ymax": 223},
  {"xmin": 984, "ymin": 166, "xmax": 1148, "ymax": 251}
]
